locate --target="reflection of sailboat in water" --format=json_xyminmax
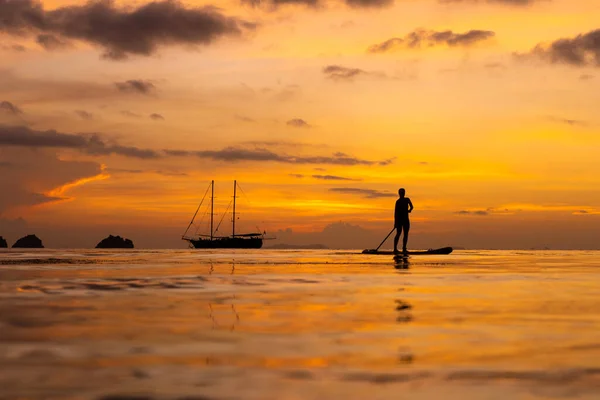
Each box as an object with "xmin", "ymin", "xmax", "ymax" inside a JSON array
[{"xmin": 182, "ymin": 180, "xmax": 266, "ymax": 249}]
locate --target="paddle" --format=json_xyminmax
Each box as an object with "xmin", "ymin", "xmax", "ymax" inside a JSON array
[{"xmin": 362, "ymin": 228, "xmax": 395, "ymax": 254}]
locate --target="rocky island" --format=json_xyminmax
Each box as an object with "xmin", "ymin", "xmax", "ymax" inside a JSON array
[
  {"xmin": 12, "ymin": 235, "xmax": 44, "ymax": 248},
  {"xmin": 96, "ymin": 235, "xmax": 134, "ymax": 249},
  {"xmin": 0, "ymin": 236, "xmax": 7, "ymax": 248}
]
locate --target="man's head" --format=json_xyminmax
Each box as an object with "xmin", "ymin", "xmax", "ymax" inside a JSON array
[{"xmin": 398, "ymin": 188, "xmax": 405, "ymax": 198}]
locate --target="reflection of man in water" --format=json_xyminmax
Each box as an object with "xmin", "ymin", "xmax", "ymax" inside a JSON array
[{"xmin": 394, "ymin": 188, "xmax": 413, "ymax": 254}]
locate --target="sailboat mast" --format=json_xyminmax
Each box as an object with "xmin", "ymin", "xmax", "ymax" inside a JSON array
[
  {"xmin": 210, "ymin": 180, "xmax": 214, "ymax": 241},
  {"xmin": 232, "ymin": 180, "xmax": 237, "ymax": 237}
]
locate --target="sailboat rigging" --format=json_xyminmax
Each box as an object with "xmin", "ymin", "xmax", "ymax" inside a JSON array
[{"xmin": 182, "ymin": 180, "xmax": 264, "ymax": 249}]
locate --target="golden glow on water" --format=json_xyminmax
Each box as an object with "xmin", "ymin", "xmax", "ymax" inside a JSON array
[{"xmin": 1, "ymin": 250, "xmax": 599, "ymax": 399}]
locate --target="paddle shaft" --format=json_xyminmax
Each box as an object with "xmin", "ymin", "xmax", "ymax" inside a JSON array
[{"xmin": 375, "ymin": 228, "xmax": 396, "ymax": 251}]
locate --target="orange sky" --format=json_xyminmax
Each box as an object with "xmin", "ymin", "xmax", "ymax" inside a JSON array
[{"xmin": 0, "ymin": 0, "xmax": 599, "ymax": 248}]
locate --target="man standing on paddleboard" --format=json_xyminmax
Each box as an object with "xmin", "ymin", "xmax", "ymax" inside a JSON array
[{"xmin": 394, "ymin": 188, "xmax": 413, "ymax": 254}]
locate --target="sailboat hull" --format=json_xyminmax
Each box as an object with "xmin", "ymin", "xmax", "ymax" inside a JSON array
[{"xmin": 187, "ymin": 237, "xmax": 263, "ymax": 249}]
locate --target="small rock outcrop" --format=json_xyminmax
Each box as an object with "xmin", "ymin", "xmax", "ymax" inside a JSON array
[
  {"xmin": 96, "ymin": 235, "xmax": 134, "ymax": 249},
  {"xmin": 0, "ymin": 236, "xmax": 7, "ymax": 248},
  {"xmin": 12, "ymin": 234, "xmax": 44, "ymax": 248}
]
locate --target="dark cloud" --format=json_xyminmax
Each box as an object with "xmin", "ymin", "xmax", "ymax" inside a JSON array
[
  {"xmin": 74, "ymin": 110, "xmax": 94, "ymax": 120},
  {"xmin": 287, "ymin": 118, "xmax": 311, "ymax": 128},
  {"xmin": 517, "ymin": 29, "xmax": 600, "ymax": 67},
  {"xmin": 368, "ymin": 29, "xmax": 495, "ymax": 53},
  {"xmin": 346, "ymin": 0, "xmax": 394, "ymax": 7},
  {"xmin": 149, "ymin": 113, "xmax": 165, "ymax": 121},
  {"xmin": 312, "ymin": 174, "xmax": 359, "ymax": 181},
  {"xmin": 329, "ymin": 188, "xmax": 396, "ymax": 198},
  {"xmin": 289, "ymin": 173, "xmax": 304, "ymax": 178},
  {"xmin": 0, "ymin": 125, "xmax": 160, "ymax": 159},
  {"xmin": 36, "ymin": 34, "xmax": 71, "ymax": 50},
  {"xmin": 323, "ymin": 65, "xmax": 368, "ymax": 81},
  {"xmin": 0, "ymin": 125, "xmax": 394, "ymax": 166},
  {"xmin": 115, "ymin": 80, "xmax": 156, "ymax": 95},
  {"xmin": 456, "ymin": 210, "xmax": 489, "ymax": 216},
  {"xmin": 0, "ymin": 101, "xmax": 23, "ymax": 115},
  {"xmin": 166, "ymin": 147, "xmax": 392, "ymax": 165},
  {"xmin": 0, "ymin": 0, "xmax": 252, "ymax": 60}
]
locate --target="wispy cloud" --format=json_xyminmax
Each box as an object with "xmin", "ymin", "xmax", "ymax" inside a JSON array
[
  {"xmin": 368, "ymin": 29, "xmax": 495, "ymax": 53},
  {"xmin": 0, "ymin": 101, "xmax": 23, "ymax": 115},
  {"xmin": 243, "ymin": 0, "xmax": 393, "ymax": 9},
  {"xmin": 74, "ymin": 110, "xmax": 94, "ymax": 120},
  {"xmin": 329, "ymin": 187, "xmax": 396, "ymax": 198},
  {"xmin": 115, "ymin": 80, "xmax": 156, "ymax": 95},
  {"xmin": 0, "ymin": 125, "xmax": 394, "ymax": 166},
  {"xmin": 323, "ymin": 65, "xmax": 369, "ymax": 81},
  {"xmin": 287, "ymin": 118, "xmax": 311, "ymax": 128},
  {"xmin": 312, "ymin": 174, "xmax": 360, "ymax": 181}
]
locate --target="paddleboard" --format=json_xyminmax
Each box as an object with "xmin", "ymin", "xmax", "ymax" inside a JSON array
[{"xmin": 362, "ymin": 247, "xmax": 453, "ymax": 255}]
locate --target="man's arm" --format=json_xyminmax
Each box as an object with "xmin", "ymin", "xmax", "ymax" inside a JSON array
[{"xmin": 408, "ymin": 198, "xmax": 414, "ymax": 213}]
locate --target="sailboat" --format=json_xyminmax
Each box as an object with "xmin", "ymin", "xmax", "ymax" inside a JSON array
[{"xmin": 182, "ymin": 180, "xmax": 264, "ymax": 249}]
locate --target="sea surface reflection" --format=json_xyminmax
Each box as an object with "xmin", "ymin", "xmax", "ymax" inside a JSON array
[{"xmin": 0, "ymin": 249, "xmax": 599, "ymax": 399}]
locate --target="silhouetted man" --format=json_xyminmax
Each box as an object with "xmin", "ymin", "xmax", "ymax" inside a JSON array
[{"xmin": 394, "ymin": 188, "xmax": 413, "ymax": 254}]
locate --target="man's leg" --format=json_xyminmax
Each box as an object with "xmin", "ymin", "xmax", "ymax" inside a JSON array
[
  {"xmin": 402, "ymin": 221, "xmax": 410, "ymax": 252},
  {"xmin": 393, "ymin": 227, "xmax": 401, "ymax": 252}
]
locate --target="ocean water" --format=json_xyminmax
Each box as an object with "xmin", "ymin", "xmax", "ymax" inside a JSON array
[{"xmin": 0, "ymin": 249, "xmax": 599, "ymax": 400}]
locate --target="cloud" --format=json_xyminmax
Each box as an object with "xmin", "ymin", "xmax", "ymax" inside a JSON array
[
  {"xmin": 517, "ymin": 29, "xmax": 600, "ymax": 67},
  {"xmin": 323, "ymin": 65, "xmax": 368, "ymax": 81},
  {"xmin": 74, "ymin": 110, "xmax": 94, "ymax": 120},
  {"xmin": 289, "ymin": 173, "xmax": 304, "ymax": 178},
  {"xmin": 455, "ymin": 210, "xmax": 490, "ymax": 216},
  {"xmin": 312, "ymin": 174, "xmax": 359, "ymax": 181},
  {"xmin": 0, "ymin": 0, "xmax": 252, "ymax": 60},
  {"xmin": 36, "ymin": 34, "xmax": 71, "ymax": 50},
  {"xmin": 1, "ymin": 44, "xmax": 26, "ymax": 52},
  {"xmin": 121, "ymin": 110, "xmax": 142, "ymax": 118},
  {"xmin": 346, "ymin": 0, "xmax": 394, "ymax": 7},
  {"xmin": 287, "ymin": 118, "xmax": 311, "ymax": 128},
  {"xmin": 440, "ymin": 0, "xmax": 542, "ymax": 5},
  {"xmin": 168, "ymin": 147, "xmax": 391, "ymax": 165},
  {"xmin": 235, "ymin": 114, "xmax": 256, "ymax": 123},
  {"xmin": 0, "ymin": 148, "xmax": 102, "ymax": 212},
  {"xmin": 149, "ymin": 113, "xmax": 165, "ymax": 121},
  {"xmin": 243, "ymin": 0, "xmax": 392, "ymax": 8},
  {"xmin": 329, "ymin": 188, "xmax": 396, "ymax": 198},
  {"xmin": 243, "ymin": 0, "xmax": 319, "ymax": 7},
  {"xmin": 115, "ymin": 80, "xmax": 156, "ymax": 95},
  {"xmin": 0, "ymin": 101, "xmax": 23, "ymax": 115},
  {"xmin": 0, "ymin": 125, "xmax": 160, "ymax": 159},
  {"xmin": 368, "ymin": 29, "xmax": 495, "ymax": 53},
  {"xmin": 580, "ymin": 74, "xmax": 594, "ymax": 80},
  {"xmin": 548, "ymin": 116, "xmax": 587, "ymax": 127},
  {"xmin": 0, "ymin": 125, "xmax": 394, "ymax": 166}
]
